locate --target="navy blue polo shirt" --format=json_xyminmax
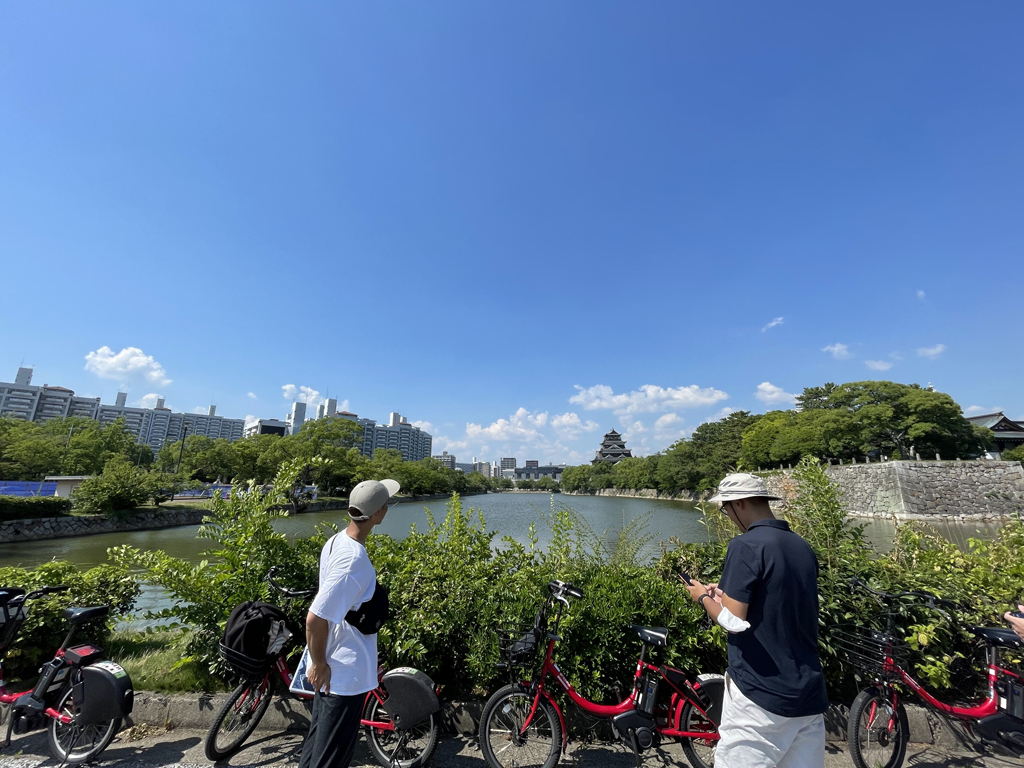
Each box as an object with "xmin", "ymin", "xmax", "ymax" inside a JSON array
[{"xmin": 718, "ymin": 518, "xmax": 828, "ymax": 718}]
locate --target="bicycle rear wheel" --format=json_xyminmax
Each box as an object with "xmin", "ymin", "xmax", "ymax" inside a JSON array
[
  {"xmin": 47, "ymin": 686, "xmax": 121, "ymax": 765},
  {"xmin": 678, "ymin": 674, "xmax": 724, "ymax": 768},
  {"xmin": 205, "ymin": 675, "xmax": 275, "ymax": 761},
  {"xmin": 479, "ymin": 684, "xmax": 561, "ymax": 768},
  {"xmin": 848, "ymin": 686, "xmax": 908, "ymax": 768},
  {"xmin": 363, "ymin": 691, "xmax": 439, "ymax": 768}
]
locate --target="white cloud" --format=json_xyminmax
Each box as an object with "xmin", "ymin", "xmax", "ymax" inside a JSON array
[
  {"xmin": 192, "ymin": 407, "xmax": 207, "ymax": 414},
  {"xmin": 551, "ymin": 412, "xmax": 600, "ymax": 439},
  {"xmin": 822, "ymin": 343, "xmax": 851, "ymax": 360},
  {"xmin": 917, "ymin": 344, "xmax": 946, "ymax": 359},
  {"xmin": 864, "ymin": 360, "xmax": 894, "ymax": 371},
  {"xmin": 411, "ymin": 420, "xmax": 435, "ymax": 434},
  {"xmin": 754, "ymin": 382, "xmax": 797, "ymax": 406},
  {"xmin": 465, "ymin": 407, "xmax": 549, "ymax": 443},
  {"xmin": 569, "ymin": 383, "xmax": 728, "ymax": 416},
  {"xmin": 85, "ymin": 346, "xmax": 171, "ymax": 386},
  {"xmin": 244, "ymin": 414, "xmax": 258, "ymax": 425},
  {"xmin": 917, "ymin": 290, "xmax": 926, "ymax": 300},
  {"xmin": 136, "ymin": 393, "xmax": 163, "ymax": 409},
  {"xmin": 702, "ymin": 406, "xmax": 737, "ymax": 424},
  {"xmin": 248, "ymin": 392, "xmax": 258, "ymax": 400},
  {"xmin": 889, "ymin": 352, "xmax": 903, "ymax": 361},
  {"xmin": 282, "ymin": 384, "xmax": 326, "ymax": 412},
  {"xmin": 965, "ymin": 405, "xmax": 1001, "ymax": 416},
  {"xmin": 762, "ymin": 317, "xmax": 784, "ymax": 332}
]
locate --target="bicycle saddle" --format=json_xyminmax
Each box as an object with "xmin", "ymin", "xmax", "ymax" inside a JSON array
[
  {"xmin": 630, "ymin": 625, "xmax": 668, "ymax": 647},
  {"xmin": 968, "ymin": 626, "xmax": 1022, "ymax": 649},
  {"xmin": 63, "ymin": 606, "xmax": 109, "ymax": 624}
]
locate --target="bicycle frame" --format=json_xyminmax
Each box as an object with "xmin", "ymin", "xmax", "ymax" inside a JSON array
[
  {"xmin": 227, "ymin": 654, "xmax": 396, "ymax": 732},
  {"xmin": 0, "ymin": 656, "xmax": 73, "ymax": 727},
  {"xmin": 520, "ymin": 635, "xmax": 720, "ymax": 751},
  {"xmin": 877, "ymin": 643, "xmax": 1014, "ymax": 722}
]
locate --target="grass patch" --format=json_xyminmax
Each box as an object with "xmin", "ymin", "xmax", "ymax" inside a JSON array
[{"xmin": 106, "ymin": 629, "xmax": 228, "ymax": 693}]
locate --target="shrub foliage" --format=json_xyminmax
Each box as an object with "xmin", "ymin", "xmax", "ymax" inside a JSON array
[{"xmin": 0, "ymin": 496, "xmax": 72, "ymax": 521}]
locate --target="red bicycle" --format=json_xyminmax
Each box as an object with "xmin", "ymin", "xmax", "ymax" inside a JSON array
[
  {"xmin": 837, "ymin": 577, "xmax": 1024, "ymax": 768},
  {"xmin": 478, "ymin": 580, "xmax": 723, "ymax": 768},
  {"xmin": 0, "ymin": 585, "xmax": 134, "ymax": 765},
  {"xmin": 205, "ymin": 568, "xmax": 440, "ymax": 767}
]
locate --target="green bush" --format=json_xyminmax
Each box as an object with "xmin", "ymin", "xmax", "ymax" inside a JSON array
[
  {"xmin": 0, "ymin": 561, "xmax": 139, "ymax": 680},
  {"xmin": 0, "ymin": 496, "xmax": 72, "ymax": 521},
  {"xmin": 114, "ymin": 456, "xmax": 1024, "ymax": 703},
  {"xmin": 72, "ymin": 456, "xmax": 150, "ymax": 515}
]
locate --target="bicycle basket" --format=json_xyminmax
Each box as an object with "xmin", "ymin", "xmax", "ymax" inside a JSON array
[
  {"xmin": 0, "ymin": 588, "xmax": 26, "ymax": 653},
  {"xmin": 496, "ymin": 626, "xmax": 541, "ymax": 667},
  {"xmin": 219, "ymin": 642, "xmax": 272, "ymax": 680},
  {"xmin": 829, "ymin": 625, "xmax": 909, "ymax": 678}
]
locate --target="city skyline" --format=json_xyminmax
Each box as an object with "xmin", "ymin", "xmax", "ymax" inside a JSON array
[{"xmin": 2, "ymin": 3, "xmax": 1022, "ymax": 465}]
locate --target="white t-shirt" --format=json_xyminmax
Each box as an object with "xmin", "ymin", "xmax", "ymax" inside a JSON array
[{"xmin": 308, "ymin": 532, "xmax": 377, "ymax": 695}]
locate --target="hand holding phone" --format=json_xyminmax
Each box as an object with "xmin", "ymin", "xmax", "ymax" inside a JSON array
[{"xmin": 678, "ymin": 573, "xmax": 693, "ymax": 586}]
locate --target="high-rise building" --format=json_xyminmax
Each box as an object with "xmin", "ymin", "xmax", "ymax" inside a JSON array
[
  {"xmin": 525, "ymin": 460, "xmax": 539, "ymax": 468},
  {"xmin": 243, "ymin": 419, "xmax": 288, "ymax": 438},
  {"xmin": 336, "ymin": 410, "xmax": 432, "ymax": 461},
  {"xmin": 500, "ymin": 458, "xmax": 517, "ymax": 470},
  {"xmin": 287, "ymin": 401, "xmax": 306, "ymax": 435},
  {"xmin": 0, "ymin": 368, "xmax": 244, "ymax": 451},
  {"xmin": 433, "ymin": 451, "xmax": 456, "ymax": 470}
]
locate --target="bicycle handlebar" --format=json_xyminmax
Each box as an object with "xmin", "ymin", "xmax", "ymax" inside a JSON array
[
  {"xmin": 265, "ymin": 567, "xmax": 316, "ymax": 599},
  {"xmin": 547, "ymin": 581, "xmax": 583, "ymax": 601},
  {"xmin": 21, "ymin": 586, "xmax": 70, "ymax": 602},
  {"xmin": 849, "ymin": 577, "xmax": 960, "ymax": 615}
]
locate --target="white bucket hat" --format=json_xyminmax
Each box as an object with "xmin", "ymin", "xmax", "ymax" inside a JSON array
[
  {"xmin": 348, "ymin": 479, "xmax": 401, "ymax": 520},
  {"xmin": 708, "ymin": 472, "xmax": 781, "ymax": 504}
]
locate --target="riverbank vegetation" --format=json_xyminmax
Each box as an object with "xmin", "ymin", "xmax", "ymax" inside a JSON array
[
  {"xmin": 564, "ymin": 380, "xmax": 995, "ymax": 497},
  {"xmin": 11, "ymin": 457, "xmax": 999, "ymax": 703}
]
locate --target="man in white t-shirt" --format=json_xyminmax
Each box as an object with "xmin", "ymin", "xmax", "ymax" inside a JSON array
[{"xmin": 299, "ymin": 478, "xmax": 399, "ymax": 768}]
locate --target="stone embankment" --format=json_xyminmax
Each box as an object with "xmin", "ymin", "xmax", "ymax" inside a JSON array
[
  {"xmin": 564, "ymin": 488, "xmax": 699, "ymax": 502},
  {"xmin": 0, "ymin": 499, "xmax": 347, "ymax": 544},
  {"xmin": 762, "ymin": 460, "xmax": 1024, "ymax": 520}
]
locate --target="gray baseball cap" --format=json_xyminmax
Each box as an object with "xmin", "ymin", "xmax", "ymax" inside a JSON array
[
  {"xmin": 348, "ymin": 479, "xmax": 401, "ymax": 521},
  {"xmin": 708, "ymin": 473, "xmax": 781, "ymax": 504}
]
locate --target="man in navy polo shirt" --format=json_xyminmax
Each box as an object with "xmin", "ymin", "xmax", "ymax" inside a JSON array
[{"xmin": 684, "ymin": 473, "xmax": 828, "ymax": 767}]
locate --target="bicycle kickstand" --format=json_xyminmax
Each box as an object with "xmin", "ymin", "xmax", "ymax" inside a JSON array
[
  {"xmin": 628, "ymin": 730, "xmax": 643, "ymax": 768},
  {"xmin": 387, "ymin": 730, "xmax": 412, "ymax": 768}
]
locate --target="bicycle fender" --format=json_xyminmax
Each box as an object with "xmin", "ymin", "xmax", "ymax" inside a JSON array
[{"xmin": 530, "ymin": 687, "xmax": 568, "ymax": 754}]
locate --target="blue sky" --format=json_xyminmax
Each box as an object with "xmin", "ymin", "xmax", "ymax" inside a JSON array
[{"xmin": 2, "ymin": 2, "xmax": 1022, "ymax": 464}]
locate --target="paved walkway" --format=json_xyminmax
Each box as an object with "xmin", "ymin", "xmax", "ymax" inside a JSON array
[{"xmin": 0, "ymin": 728, "xmax": 1019, "ymax": 768}]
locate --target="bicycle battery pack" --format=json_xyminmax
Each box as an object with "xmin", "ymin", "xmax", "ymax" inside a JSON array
[
  {"xmin": 999, "ymin": 679, "xmax": 1024, "ymax": 721},
  {"xmin": 380, "ymin": 667, "xmax": 440, "ymax": 730},
  {"xmin": 73, "ymin": 661, "xmax": 134, "ymax": 725}
]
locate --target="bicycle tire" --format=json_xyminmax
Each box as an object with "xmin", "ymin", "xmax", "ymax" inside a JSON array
[
  {"xmin": 479, "ymin": 683, "xmax": 561, "ymax": 768},
  {"xmin": 848, "ymin": 686, "xmax": 909, "ymax": 768},
  {"xmin": 362, "ymin": 691, "xmax": 439, "ymax": 768},
  {"xmin": 204, "ymin": 675, "xmax": 276, "ymax": 761},
  {"xmin": 47, "ymin": 686, "xmax": 121, "ymax": 765},
  {"xmin": 678, "ymin": 674, "xmax": 724, "ymax": 768}
]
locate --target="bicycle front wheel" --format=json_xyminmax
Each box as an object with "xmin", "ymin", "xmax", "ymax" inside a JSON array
[
  {"xmin": 848, "ymin": 686, "xmax": 908, "ymax": 768},
  {"xmin": 479, "ymin": 684, "xmax": 561, "ymax": 768},
  {"xmin": 363, "ymin": 691, "xmax": 439, "ymax": 768},
  {"xmin": 205, "ymin": 676, "xmax": 275, "ymax": 761},
  {"xmin": 47, "ymin": 686, "xmax": 121, "ymax": 765}
]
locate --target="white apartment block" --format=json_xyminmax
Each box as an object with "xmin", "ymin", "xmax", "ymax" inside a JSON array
[
  {"xmin": 337, "ymin": 410, "xmax": 432, "ymax": 461},
  {"xmin": 0, "ymin": 368, "xmax": 244, "ymax": 452}
]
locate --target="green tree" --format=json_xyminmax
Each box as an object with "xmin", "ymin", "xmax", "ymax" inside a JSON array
[{"xmin": 71, "ymin": 455, "xmax": 151, "ymax": 515}]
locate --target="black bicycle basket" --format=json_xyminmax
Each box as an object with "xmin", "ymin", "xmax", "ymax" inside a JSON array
[
  {"xmin": 0, "ymin": 588, "xmax": 26, "ymax": 653},
  {"xmin": 219, "ymin": 642, "xmax": 272, "ymax": 680},
  {"xmin": 497, "ymin": 626, "xmax": 541, "ymax": 667},
  {"xmin": 829, "ymin": 625, "xmax": 909, "ymax": 678}
]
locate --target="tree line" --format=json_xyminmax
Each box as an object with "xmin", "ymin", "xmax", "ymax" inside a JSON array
[{"xmin": 562, "ymin": 380, "xmax": 998, "ymax": 495}]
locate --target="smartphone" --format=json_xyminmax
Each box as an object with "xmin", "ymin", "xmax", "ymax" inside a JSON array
[
  {"xmin": 1011, "ymin": 611, "xmax": 1024, "ymax": 620},
  {"xmin": 679, "ymin": 572, "xmax": 693, "ymax": 586}
]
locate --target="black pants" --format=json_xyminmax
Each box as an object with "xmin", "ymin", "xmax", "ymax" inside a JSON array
[{"xmin": 299, "ymin": 691, "xmax": 365, "ymax": 768}]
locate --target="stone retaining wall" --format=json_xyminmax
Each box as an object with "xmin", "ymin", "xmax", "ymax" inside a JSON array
[
  {"xmin": 564, "ymin": 488, "xmax": 699, "ymax": 502},
  {"xmin": 0, "ymin": 500, "xmax": 347, "ymax": 544},
  {"xmin": 761, "ymin": 460, "xmax": 1024, "ymax": 520}
]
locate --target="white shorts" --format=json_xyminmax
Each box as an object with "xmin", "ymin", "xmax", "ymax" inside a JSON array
[{"xmin": 716, "ymin": 674, "xmax": 825, "ymax": 768}]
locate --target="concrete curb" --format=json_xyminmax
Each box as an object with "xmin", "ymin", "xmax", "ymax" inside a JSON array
[{"xmin": 128, "ymin": 692, "xmax": 958, "ymax": 747}]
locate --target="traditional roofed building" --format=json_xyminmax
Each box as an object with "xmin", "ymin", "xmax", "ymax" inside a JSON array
[
  {"xmin": 591, "ymin": 429, "xmax": 633, "ymax": 465},
  {"xmin": 966, "ymin": 412, "xmax": 1024, "ymax": 457}
]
